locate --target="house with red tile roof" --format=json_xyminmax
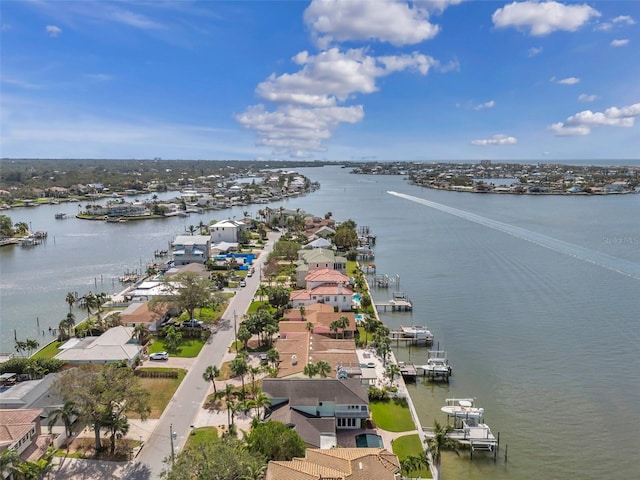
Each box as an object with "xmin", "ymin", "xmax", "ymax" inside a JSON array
[
  {"xmin": 266, "ymin": 448, "xmax": 400, "ymax": 480},
  {"xmin": 0, "ymin": 408, "xmax": 52, "ymax": 465}
]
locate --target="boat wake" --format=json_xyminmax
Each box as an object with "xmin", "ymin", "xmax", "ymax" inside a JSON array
[{"xmin": 387, "ymin": 191, "xmax": 640, "ymax": 281}]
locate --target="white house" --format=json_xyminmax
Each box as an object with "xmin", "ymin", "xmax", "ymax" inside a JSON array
[
  {"xmin": 209, "ymin": 219, "xmax": 246, "ymax": 243},
  {"xmin": 53, "ymin": 326, "xmax": 142, "ymax": 366}
]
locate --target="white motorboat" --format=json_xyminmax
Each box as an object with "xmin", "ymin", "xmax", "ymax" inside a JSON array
[
  {"xmin": 441, "ymin": 398, "xmax": 485, "ymax": 420},
  {"xmin": 400, "ymin": 325, "xmax": 434, "ymax": 340},
  {"xmin": 420, "ymin": 357, "xmax": 452, "ymax": 375}
]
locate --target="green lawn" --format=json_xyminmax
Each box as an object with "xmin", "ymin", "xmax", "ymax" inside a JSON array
[
  {"xmin": 31, "ymin": 341, "xmax": 63, "ymax": 359},
  {"xmin": 392, "ymin": 434, "xmax": 432, "ymax": 478},
  {"xmin": 132, "ymin": 368, "xmax": 186, "ymax": 418},
  {"xmin": 184, "ymin": 426, "xmax": 219, "ymax": 450},
  {"xmin": 370, "ymin": 399, "xmax": 415, "ymax": 432},
  {"xmin": 149, "ymin": 337, "xmax": 206, "ymax": 357}
]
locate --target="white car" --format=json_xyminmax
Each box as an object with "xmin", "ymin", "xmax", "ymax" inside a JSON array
[
  {"xmin": 149, "ymin": 351, "xmax": 169, "ymax": 361},
  {"xmin": 240, "ymin": 280, "xmax": 246, "ymax": 287}
]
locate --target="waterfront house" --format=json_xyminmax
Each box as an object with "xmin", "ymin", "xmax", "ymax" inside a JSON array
[
  {"xmin": 296, "ymin": 248, "xmax": 347, "ymax": 287},
  {"xmin": 262, "ymin": 378, "xmax": 370, "ymax": 449},
  {"xmin": 119, "ymin": 301, "xmax": 173, "ymax": 333},
  {"xmin": 266, "ymin": 448, "xmax": 400, "ymax": 480},
  {"xmin": 53, "ymin": 326, "xmax": 142, "ymax": 366},
  {"xmin": 273, "ymin": 330, "xmax": 359, "ymax": 379},
  {"xmin": 209, "ymin": 219, "xmax": 246, "ymax": 243},
  {"xmin": 283, "ymin": 303, "xmax": 356, "ymax": 339},
  {"xmin": 171, "ymin": 235, "xmax": 211, "ymax": 266}
]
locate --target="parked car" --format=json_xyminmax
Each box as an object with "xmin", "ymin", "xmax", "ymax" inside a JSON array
[
  {"xmin": 149, "ymin": 351, "xmax": 169, "ymax": 361},
  {"xmin": 246, "ymin": 271, "xmax": 253, "ymax": 277},
  {"xmin": 240, "ymin": 280, "xmax": 246, "ymax": 287},
  {"xmin": 183, "ymin": 319, "xmax": 203, "ymax": 328},
  {"xmin": 259, "ymin": 353, "xmax": 268, "ymax": 365}
]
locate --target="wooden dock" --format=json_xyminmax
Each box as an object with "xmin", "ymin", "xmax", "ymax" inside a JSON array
[{"xmin": 388, "ymin": 331, "xmax": 433, "ymax": 346}]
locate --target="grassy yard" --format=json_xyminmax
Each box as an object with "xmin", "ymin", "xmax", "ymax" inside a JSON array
[
  {"xmin": 392, "ymin": 434, "xmax": 432, "ymax": 478},
  {"xmin": 148, "ymin": 336, "xmax": 206, "ymax": 357},
  {"xmin": 184, "ymin": 426, "xmax": 219, "ymax": 450},
  {"xmin": 369, "ymin": 399, "xmax": 416, "ymax": 432},
  {"xmin": 131, "ymin": 368, "xmax": 186, "ymax": 418},
  {"xmin": 31, "ymin": 341, "xmax": 63, "ymax": 359}
]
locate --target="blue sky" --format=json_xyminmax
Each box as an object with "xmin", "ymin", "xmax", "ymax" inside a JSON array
[{"xmin": 1, "ymin": 0, "xmax": 639, "ymax": 161}]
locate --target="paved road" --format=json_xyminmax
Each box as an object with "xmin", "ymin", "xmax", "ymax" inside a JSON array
[{"xmin": 128, "ymin": 232, "xmax": 279, "ymax": 479}]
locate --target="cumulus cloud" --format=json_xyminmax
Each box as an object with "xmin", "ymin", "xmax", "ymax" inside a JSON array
[
  {"xmin": 554, "ymin": 76, "xmax": 580, "ymax": 85},
  {"xmin": 492, "ymin": 1, "xmax": 600, "ymax": 36},
  {"xmin": 474, "ymin": 100, "xmax": 495, "ymax": 110},
  {"xmin": 471, "ymin": 134, "xmax": 517, "ymax": 146},
  {"xmin": 46, "ymin": 25, "xmax": 62, "ymax": 37},
  {"xmin": 235, "ymin": 104, "xmax": 364, "ymax": 157},
  {"xmin": 610, "ymin": 39, "xmax": 629, "ymax": 47},
  {"xmin": 594, "ymin": 14, "xmax": 634, "ymax": 31},
  {"xmin": 549, "ymin": 102, "xmax": 640, "ymax": 136},
  {"xmin": 242, "ymin": 47, "xmax": 450, "ymax": 157},
  {"xmin": 578, "ymin": 93, "xmax": 597, "ymax": 102},
  {"xmin": 612, "ymin": 15, "xmax": 635, "ymax": 25},
  {"xmin": 304, "ymin": 0, "xmax": 441, "ymax": 48},
  {"xmin": 239, "ymin": 0, "xmax": 459, "ymax": 158},
  {"xmin": 527, "ymin": 46, "xmax": 543, "ymax": 57}
]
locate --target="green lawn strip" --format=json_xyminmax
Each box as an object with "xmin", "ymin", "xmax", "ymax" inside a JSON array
[
  {"xmin": 347, "ymin": 260, "xmax": 359, "ymax": 277},
  {"xmin": 184, "ymin": 426, "xmax": 219, "ymax": 450},
  {"xmin": 392, "ymin": 434, "xmax": 432, "ymax": 479},
  {"xmin": 370, "ymin": 399, "xmax": 415, "ymax": 432},
  {"xmin": 31, "ymin": 341, "xmax": 63, "ymax": 359},
  {"xmin": 148, "ymin": 337, "xmax": 206, "ymax": 357},
  {"xmin": 131, "ymin": 368, "xmax": 186, "ymax": 418}
]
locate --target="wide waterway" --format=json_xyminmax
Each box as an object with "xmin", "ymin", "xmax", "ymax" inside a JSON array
[{"xmin": 1, "ymin": 164, "xmax": 639, "ymax": 480}]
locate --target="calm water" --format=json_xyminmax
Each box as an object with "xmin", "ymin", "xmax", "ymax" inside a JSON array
[{"xmin": 1, "ymin": 165, "xmax": 639, "ymax": 479}]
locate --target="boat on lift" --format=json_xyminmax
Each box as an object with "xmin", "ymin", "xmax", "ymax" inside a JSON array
[{"xmin": 441, "ymin": 398, "xmax": 484, "ymax": 420}]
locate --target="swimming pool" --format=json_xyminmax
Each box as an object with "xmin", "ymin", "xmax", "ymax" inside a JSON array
[
  {"xmin": 355, "ymin": 433, "xmax": 384, "ymax": 448},
  {"xmin": 354, "ymin": 313, "xmax": 364, "ymax": 324}
]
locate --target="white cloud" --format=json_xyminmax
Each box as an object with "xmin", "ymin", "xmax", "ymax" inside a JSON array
[
  {"xmin": 555, "ymin": 77, "xmax": 580, "ymax": 85},
  {"xmin": 471, "ymin": 134, "xmax": 517, "ymax": 146},
  {"xmin": 578, "ymin": 94, "xmax": 597, "ymax": 102},
  {"xmin": 256, "ymin": 48, "xmax": 438, "ymax": 107},
  {"xmin": 244, "ymin": 47, "xmax": 449, "ymax": 157},
  {"xmin": 474, "ymin": 100, "xmax": 495, "ymax": 110},
  {"xmin": 612, "ymin": 15, "xmax": 635, "ymax": 25},
  {"xmin": 235, "ymin": 104, "xmax": 364, "ymax": 156},
  {"xmin": 549, "ymin": 103, "xmax": 640, "ymax": 136},
  {"xmin": 46, "ymin": 25, "xmax": 62, "ymax": 37},
  {"xmin": 527, "ymin": 46, "xmax": 543, "ymax": 57},
  {"xmin": 304, "ymin": 0, "xmax": 441, "ymax": 48},
  {"xmin": 610, "ymin": 39, "xmax": 629, "ymax": 47},
  {"xmin": 492, "ymin": 1, "xmax": 600, "ymax": 36}
]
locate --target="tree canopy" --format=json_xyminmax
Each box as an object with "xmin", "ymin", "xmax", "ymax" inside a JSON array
[
  {"xmin": 245, "ymin": 421, "xmax": 306, "ymax": 462},
  {"xmin": 52, "ymin": 363, "xmax": 151, "ymax": 452},
  {"xmin": 161, "ymin": 271, "xmax": 212, "ymax": 320}
]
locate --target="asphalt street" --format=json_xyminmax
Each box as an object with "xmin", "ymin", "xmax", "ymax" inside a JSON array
[{"xmin": 127, "ymin": 231, "xmax": 280, "ymax": 479}]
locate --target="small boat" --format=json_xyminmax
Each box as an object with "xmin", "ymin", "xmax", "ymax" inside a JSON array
[
  {"xmin": 55, "ymin": 212, "xmax": 68, "ymax": 219},
  {"xmin": 400, "ymin": 325, "xmax": 433, "ymax": 340},
  {"xmin": 441, "ymin": 398, "xmax": 484, "ymax": 420},
  {"xmin": 419, "ymin": 352, "xmax": 452, "ymax": 376}
]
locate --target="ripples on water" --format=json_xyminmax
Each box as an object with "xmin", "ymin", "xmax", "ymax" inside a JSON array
[{"xmin": 1, "ymin": 168, "xmax": 639, "ymax": 480}]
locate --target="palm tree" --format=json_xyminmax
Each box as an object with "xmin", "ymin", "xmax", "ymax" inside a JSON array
[
  {"xmin": 266, "ymin": 348, "xmax": 280, "ymax": 369},
  {"xmin": 79, "ymin": 293, "xmax": 96, "ymax": 317},
  {"xmin": 303, "ymin": 362, "xmax": 319, "ymax": 378},
  {"xmin": 299, "ymin": 305, "xmax": 306, "ymax": 320},
  {"xmin": 252, "ymin": 392, "xmax": 271, "ymax": 420},
  {"xmin": 104, "ymin": 411, "xmax": 130, "ymax": 455},
  {"xmin": 426, "ymin": 420, "xmax": 459, "ymax": 474},
  {"xmin": 132, "ymin": 323, "xmax": 150, "ymax": 345},
  {"xmin": 400, "ymin": 453, "xmax": 429, "ymax": 477},
  {"xmin": 59, "ymin": 313, "xmax": 76, "ymax": 340},
  {"xmin": 202, "ymin": 365, "xmax": 220, "ymax": 396},
  {"xmin": 188, "ymin": 224, "xmax": 196, "ymax": 236},
  {"xmin": 230, "ymin": 355, "xmax": 249, "ymax": 395},
  {"xmin": 386, "ymin": 364, "xmax": 401, "ymax": 386},
  {"xmin": 305, "ymin": 321, "xmax": 314, "ymax": 334},
  {"xmin": 329, "ymin": 320, "xmax": 339, "ymax": 339},
  {"xmin": 315, "ymin": 360, "xmax": 331, "ymax": 378},
  {"xmin": 362, "ymin": 315, "xmax": 379, "ymax": 345},
  {"xmin": 65, "ymin": 291, "xmax": 77, "ymax": 313},
  {"xmin": 47, "ymin": 400, "xmax": 80, "ymax": 442},
  {"xmin": 214, "ymin": 383, "xmax": 236, "ymax": 429},
  {"xmin": 337, "ymin": 315, "xmax": 350, "ymax": 339}
]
